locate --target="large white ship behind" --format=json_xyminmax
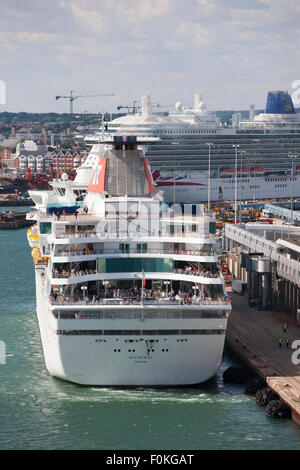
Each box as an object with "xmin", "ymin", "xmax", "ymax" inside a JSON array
[
  {"xmin": 27, "ymin": 135, "xmax": 231, "ymax": 386},
  {"xmin": 83, "ymin": 90, "xmax": 300, "ymax": 204}
]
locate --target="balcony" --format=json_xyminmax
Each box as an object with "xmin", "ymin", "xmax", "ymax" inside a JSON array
[
  {"xmin": 53, "ymin": 247, "xmax": 215, "ymax": 258},
  {"xmin": 50, "ymin": 280, "xmax": 228, "ymax": 308},
  {"xmin": 51, "ymin": 260, "xmax": 221, "ymax": 282}
]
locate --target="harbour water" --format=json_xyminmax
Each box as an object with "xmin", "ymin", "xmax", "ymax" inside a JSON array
[{"xmin": 1, "ymin": 207, "xmax": 300, "ymax": 450}]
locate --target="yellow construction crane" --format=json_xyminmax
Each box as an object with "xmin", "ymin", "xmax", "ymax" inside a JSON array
[{"xmin": 55, "ymin": 90, "xmax": 115, "ymax": 115}]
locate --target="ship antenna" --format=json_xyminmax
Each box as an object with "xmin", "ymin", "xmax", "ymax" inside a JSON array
[{"xmin": 101, "ymin": 110, "xmax": 104, "ymax": 139}]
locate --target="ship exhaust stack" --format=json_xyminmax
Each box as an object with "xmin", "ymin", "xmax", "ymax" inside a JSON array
[
  {"xmin": 249, "ymin": 104, "xmax": 255, "ymax": 121},
  {"xmin": 87, "ymin": 136, "xmax": 158, "ymax": 198},
  {"xmin": 265, "ymin": 91, "xmax": 295, "ymax": 114}
]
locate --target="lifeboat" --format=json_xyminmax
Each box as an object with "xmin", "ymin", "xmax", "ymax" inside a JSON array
[
  {"xmin": 34, "ymin": 256, "xmax": 49, "ymax": 266},
  {"xmin": 27, "ymin": 227, "xmax": 33, "ymax": 242},
  {"xmin": 29, "ymin": 233, "xmax": 39, "ymax": 248},
  {"xmin": 31, "ymin": 247, "xmax": 40, "ymax": 260},
  {"xmin": 220, "ymin": 169, "xmax": 235, "ymax": 177},
  {"xmin": 31, "ymin": 247, "xmax": 49, "ymax": 265},
  {"xmin": 251, "ymin": 168, "xmax": 265, "ymax": 176}
]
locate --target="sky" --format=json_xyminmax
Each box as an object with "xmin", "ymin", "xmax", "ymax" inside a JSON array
[{"xmin": 0, "ymin": 0, "xmax": 300, "ymax": 114}]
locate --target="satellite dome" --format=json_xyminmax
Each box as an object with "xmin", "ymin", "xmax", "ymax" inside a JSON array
[
  {"xmin": 61, "ymin": 173, "xmax": 69, "ymax": 181},
  {"xmin": 175, "ymin": 101, "xmax": 184, "ymax": 111}
]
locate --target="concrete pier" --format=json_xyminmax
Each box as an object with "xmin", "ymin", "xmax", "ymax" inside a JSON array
[{"xmin": 226, "ymin": 291, "xmax": 300, "ymax": 424}]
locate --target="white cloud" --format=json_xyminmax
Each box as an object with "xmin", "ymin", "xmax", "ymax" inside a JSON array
[
  {"xmin": 0, "ymin": 0, "xmax": 299, "ymax": 112},
  {"xmin": 163, "ymin": 40, "xmax": 185, "ymax": 52},
  {"xmin": 18, "ymin": 31, "xmax": 62, "ymax": 43},
  {"xmin": 175, "ymin": 22, "xmax": 214, "ymax": 46},
  {"xmin": 63, "ymin": 2, "xmax": 108, "ymax": 36}
]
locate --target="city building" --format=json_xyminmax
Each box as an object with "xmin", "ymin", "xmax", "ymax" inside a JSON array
[
  {"xmin": 50, "ymin": 149, "xmax": 88, "ymax": 176},
  {"xmin": 15, "ymin": 140, "xmax": 52, "ymax": 176},
  {"xmin": 0, "ymin": 138, "xmax": 18, "ymax": 172}
]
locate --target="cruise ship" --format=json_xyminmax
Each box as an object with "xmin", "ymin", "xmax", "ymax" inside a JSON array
[
  {"xmin": 27, "ymin": 135, "xmax": 231, "ymax": 386},
  {"xmin": 84, "ymin": 90, "xmax": 300, "ymax": 204}
]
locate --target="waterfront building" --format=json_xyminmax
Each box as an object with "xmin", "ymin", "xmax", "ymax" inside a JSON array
[
  {"xmin": 224, "ymin": 216, "xmax": 300, "ymax": 318},
  {"xmin": 15, "ymin": 140, "xmax": 52, "ymax": 176},
  {"xmin": 0, "ymin": 138, "xmax": 18, "ymax": 171},
  {"xmin": 50, "ymin": 149, "xmax": 88, "ymax": 177}
]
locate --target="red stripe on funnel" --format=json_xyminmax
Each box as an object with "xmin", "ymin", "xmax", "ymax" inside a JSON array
[
  {"xmin": 143, "ymin": 158, "xmax": 156, "ymax": 194},
  {"xmin": 88, "ymin": 158, "xmax": 107, "ymax": 193}
]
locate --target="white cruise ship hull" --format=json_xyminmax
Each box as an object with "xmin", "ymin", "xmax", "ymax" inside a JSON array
[
  {"xmin": 35, "ymin": 272, "xmax": 227, "ymax": 386},
  {"xmin": 155, "ymin": 173, "xmax": 300, "ymax": 204}
]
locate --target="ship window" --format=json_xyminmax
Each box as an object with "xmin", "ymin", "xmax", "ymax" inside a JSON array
[
  {"xmin": 56, "ymin": 329, "xmax": 226, "ymax": 336},
  {"xmin": 40, "ymin": 222, "xmax": 51, "ymax": 234},
  {"xmin": 97, "ymin": 257, "xmax": 173, "ymax": 273},
  {"xmin": 209, "ymin": 222, "xmax": 216, "ymax": 234},
  {"xmin": 137, "ymin": 243, "xmax": 147, "ymax": 253},
  {"xmin": 78, "ymin": 225, "xmax": 95, "ymax": 232},
  {"xmin": 66, "ymin": 225, "xmax": 76, "ymax": 233},
  {"xmin": 119, "ymin": 243, "xmax": 130, "ymax": 253}
]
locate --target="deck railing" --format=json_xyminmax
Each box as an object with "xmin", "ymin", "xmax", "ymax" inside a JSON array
[
  {"xmin": 51, "ymin": 268, "xmax": 221, "ymax": 280},
  {"xmin": 53, "ymin": 248, "xmax": 214, "ymax": 258},
  {"xmin": 50, "ymin": 297, "xmax": 229, "ymax": 307}
]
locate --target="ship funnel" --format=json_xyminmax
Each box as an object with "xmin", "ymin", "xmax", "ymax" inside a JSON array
[
  {"xmin": 194, "ymin": 93, "xmax": 207, "ymax": 115},
  {"xmin": 88, "ymin": 136, "xmax": 158, "ymax": 197},
  {"xmin": 265, "ymin": 90, "xmax": 295, "ymax": 114},
  {"xmin": 249, "ymin": 104, "xmax": 255, "ymax": 121},
  {"xmin": 141, "ymin": 94, "xmax": 152, "ymax": 117},
  {"xmin": 194, "ymin": 94, "xmax": 201, "ymax": 109}
]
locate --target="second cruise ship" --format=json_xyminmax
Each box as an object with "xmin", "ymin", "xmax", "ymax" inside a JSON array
[{"xmin": 83, "ymin": 90, "xmax": 300, "ymax": 204}]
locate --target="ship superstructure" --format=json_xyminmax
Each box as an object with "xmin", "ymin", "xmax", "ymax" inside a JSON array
[
  {"xmin": 84, "ymin": 91, "xmax": 300, "ymax": 204},
  {"xmin": 28, "ymin": 135, "xmax": 231, "ymax": 386}
]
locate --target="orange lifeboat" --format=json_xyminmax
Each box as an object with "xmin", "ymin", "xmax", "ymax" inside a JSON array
[{"xmin": 220, "ymin": 169, "xmax": 235, "ymax": 177}]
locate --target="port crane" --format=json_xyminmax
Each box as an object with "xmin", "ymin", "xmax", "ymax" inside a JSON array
[
  {"xmin": 56, "ymin": 90, "xmax": 115, "ymax": 115},
  {"xmin": 116, "ymin": 100, "xmax": 172, "ymax": 114},
  {"xmin": 117, "ymin": 101, "xmax": 141, "ymax": 114}
]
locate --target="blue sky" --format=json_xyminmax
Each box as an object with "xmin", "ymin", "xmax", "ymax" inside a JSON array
[{"xmin": 0, "ymin": 0, "xmax": 299, "ymax": 113}]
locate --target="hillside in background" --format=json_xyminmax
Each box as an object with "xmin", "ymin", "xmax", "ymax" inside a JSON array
[{"xmin": 0, "ymin": 108, "xmax": 300, "ymax": 127}]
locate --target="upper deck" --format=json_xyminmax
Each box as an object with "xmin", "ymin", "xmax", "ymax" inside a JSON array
[{"xmin": 37, "ymin": 200, "xmax": 216, "ymax": 245}]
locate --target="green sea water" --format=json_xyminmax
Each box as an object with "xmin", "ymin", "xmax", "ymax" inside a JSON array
[{"xmin": 0, "ymin": 207, "xmax": 300, "ymax": 450}]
